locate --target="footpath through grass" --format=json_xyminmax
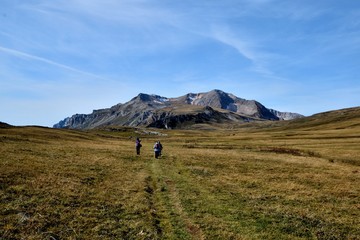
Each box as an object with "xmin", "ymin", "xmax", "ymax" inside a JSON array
[{"xmin": 1, "ymin": 126, "xmax": 359, "ymax": 239}]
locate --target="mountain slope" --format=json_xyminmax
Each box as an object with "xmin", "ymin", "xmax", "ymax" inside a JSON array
[
  {"xmin": 280, "ymin": 106, "xmax": 360, "ymax": 130},
  {"xmin": 147, "ymin": 106, "xmax": 259, "ymax": 129},
  {"xmin": 54, "ymin": 90, "xmax": 303, "ymax": 129},
  {"xmin": 0, "ymin": 121, "xmax": 12, "ymax": 128}
]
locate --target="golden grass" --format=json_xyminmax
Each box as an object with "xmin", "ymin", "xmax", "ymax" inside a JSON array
[{"xmin": 1, "ymin": 122, "xmax": 359, "ymax": 239}]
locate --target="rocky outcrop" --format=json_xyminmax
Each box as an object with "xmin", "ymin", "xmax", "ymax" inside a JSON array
[{"xmin": 269, "ymin": 109, "xmax": 304, "ymax": 120}]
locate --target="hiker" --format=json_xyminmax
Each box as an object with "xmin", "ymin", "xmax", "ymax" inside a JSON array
[
  {"xmin": 158, "ymin": 141, "xmax": 163, "ymax": 156},
  {"xmin": 135, "ymin": 137, "xmax": 142, "ymax": 155},
  {"xmin": 153, "ymin": 141, "xmax": 163, "ymax": 158}
]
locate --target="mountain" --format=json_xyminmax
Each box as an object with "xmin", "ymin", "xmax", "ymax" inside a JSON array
[
  {"xmin": 173, "ymin": 90, "xmax": 303, "ymax": 120},
  {"xmin": 53, "ymin": 90, "xmax": 303, "ymax": 129}
]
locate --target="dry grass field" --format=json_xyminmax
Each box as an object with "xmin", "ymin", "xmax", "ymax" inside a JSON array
[{"xmin": 1, "ymin": 108, "xmax": 360, "ymax": 239}]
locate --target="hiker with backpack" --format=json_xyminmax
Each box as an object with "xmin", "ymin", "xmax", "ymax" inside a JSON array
[
  {"xmin": 135, "ymin": 137, "xmax": 142, "ymax": 155},
  {"xmin": 153, "ymin": 141, "xmax": 163, "ymax": 158}
]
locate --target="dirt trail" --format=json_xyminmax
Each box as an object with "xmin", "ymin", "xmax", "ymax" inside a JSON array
[{"xmin": 150, "ymin": 159, "xmax": 204, "ymax": 240}]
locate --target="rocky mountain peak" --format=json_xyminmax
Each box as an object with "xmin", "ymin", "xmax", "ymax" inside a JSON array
[
  {"xmin": 133, "ymin": 93, "xmax": 169, "ymax": 104},
  {"xmin": 53, "ymin": 90, "xmax": 304, "ymax": 129}
]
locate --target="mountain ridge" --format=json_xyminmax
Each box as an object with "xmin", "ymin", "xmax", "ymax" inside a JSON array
[{"xmin": 53, "ymin": 90, "xmax": 303, "ymax": 129}]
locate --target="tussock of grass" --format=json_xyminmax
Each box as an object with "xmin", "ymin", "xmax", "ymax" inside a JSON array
[{"xmin": 1, "ymin": 123, "xmax": 360, "ymax": 239}]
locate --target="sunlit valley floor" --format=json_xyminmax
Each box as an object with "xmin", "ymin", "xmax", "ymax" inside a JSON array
[{"xmin": 1, "ymin": 109, "xmax": 360, "ymax": 239}]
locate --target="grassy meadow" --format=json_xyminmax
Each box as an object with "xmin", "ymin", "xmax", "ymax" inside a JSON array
[{"xmin": 1, "ymin": 110, "xmax": 360, "ymax": 239}]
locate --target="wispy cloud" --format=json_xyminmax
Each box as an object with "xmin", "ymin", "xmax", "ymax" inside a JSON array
[
  {"xmin": 26, "ymin": 0, "xmax": 177, "ymax": 28},
  {"xmin": 210, "ymin": 26, "xmax": 256, "ymax": 62},
  {"xmin": 208, "ymin": 25, "xmax": 279, "ymax": 77},
  {"xmin": 234, "ymin": 0, "xmax": 328, "ymax": 20},
  {"xmin": 0, "ymin": 45, "xmax": 108, "ymax": 80}
]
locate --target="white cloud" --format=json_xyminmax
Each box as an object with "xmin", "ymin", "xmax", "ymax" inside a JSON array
[
  {"xmin": 0, "ymin": 45, "xmax": 109, "ymax": 80},
  {"xmin": 208, "ymin": 25, "xmax": 283, "ymax": 78},
  {"xmin": 210, "ymin": 26, "xmax": 256, "ymax": 62},
  {"xmin": 25, "ymin": 0, "xmax": 177, "ymax": 28}
]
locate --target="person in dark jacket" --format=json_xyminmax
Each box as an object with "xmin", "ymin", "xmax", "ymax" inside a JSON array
[
  {"xmin": 135, "ymin": 138, "xmax": 142, "ymax": 155},
  {"xmin": 153, "ymin": 141, "xmax": 163, "ymax": 158},
  {"xmin": 158, "ymin": 141, "xmax": 163, "ymax": 156}
]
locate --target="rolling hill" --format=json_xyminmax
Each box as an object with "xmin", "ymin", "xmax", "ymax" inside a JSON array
[
  {"xmin": 0, "ymin": 122, "xmax": 11, "ymax": 128},
  {"xmin": 254, "ymin": 106, "xmax": 360, "ymax": 131}
]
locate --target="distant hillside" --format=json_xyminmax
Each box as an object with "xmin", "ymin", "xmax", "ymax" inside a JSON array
[
  {"xmin": 254, "ymin": 107, "xmax": 360, "ymax": 131},
  {"xmin": 0, "ymin": 121, "xmax": 11, "ymax": 128},
  {"xmin": 287, "ymin": 107, "xmax": 360, "ymax": 130},
  {"xmin": 54, "ymin": 90, "xmax": 303, "ymax": 129}
]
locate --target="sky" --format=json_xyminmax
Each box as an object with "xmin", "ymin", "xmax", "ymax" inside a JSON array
[{"xmin": 1, "ymin": 0, "xmax": 359, "ymax": 127}]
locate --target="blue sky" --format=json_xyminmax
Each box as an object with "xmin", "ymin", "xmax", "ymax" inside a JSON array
[{"xmin": 1, "ymin": 0, "xmax": 359, "ymax": 127}]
